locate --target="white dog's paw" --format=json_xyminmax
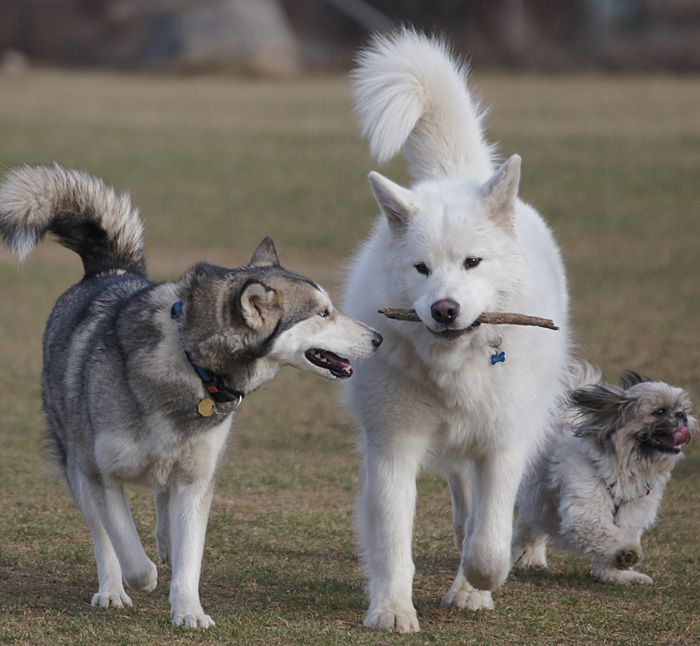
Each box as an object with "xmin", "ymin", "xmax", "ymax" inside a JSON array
[
  {"xmin": 443, "ymin": 574, "xmax": 495, "ymax": 610},
  {"xmin": 91, "ymin": 590, "xmax": 133, "ymax": 608},
  {"xmin": 172, "ymin": 610, "xmax": 215, "ymax": 629},
  {"xmin": 124, "ymin": 560, "xmax": 158, "ymax": 592},
  {"xmin": 363, "ymin": 605, "xmax": 419, "ymax": 633}
]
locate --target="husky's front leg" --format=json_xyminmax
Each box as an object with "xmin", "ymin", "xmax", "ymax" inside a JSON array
[
  {"xmin": 168, "ymin": 478, "xmax": 215, "ymax": 629},
  {"xmin": 358, "ymin": 437, "xmax": 426, "ymax": 633},
  {"xmin": 462, "ymin": 448, "xmax": 525, "ymax": 593}
]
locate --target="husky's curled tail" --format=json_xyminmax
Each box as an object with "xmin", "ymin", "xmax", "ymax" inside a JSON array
[
  {"xmin": 0, "ymin": 164, "xmax": 145, "ymax": 276},
  {"xmin": 352, "ymin": 28, "xmax": 494, "ymax": 182}
]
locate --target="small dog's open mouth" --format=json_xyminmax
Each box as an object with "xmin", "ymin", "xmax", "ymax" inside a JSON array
[
  {"xmin": 647, "ymin": 426, "xmax": 690, "ymax": 453},
  {"xmin": 305, "ymin": 349, "xmax": 353, "ymax": 379},
  {"xmin": 427, "ymin": 320, "xmax": 481, "ymax": 339}
]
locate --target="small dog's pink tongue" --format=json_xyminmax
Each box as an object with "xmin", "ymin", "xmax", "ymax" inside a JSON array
[{"xmin": 673, "ymin": 426, "xmax": 690, "ymax": 446}]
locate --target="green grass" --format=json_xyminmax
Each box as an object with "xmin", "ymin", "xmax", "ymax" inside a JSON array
[{"xmin": 0, "ymin": 70, "xmax": 699, "ymax": 644}]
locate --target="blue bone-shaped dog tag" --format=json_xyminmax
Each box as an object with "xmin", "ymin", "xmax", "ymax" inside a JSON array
[{"xmin": 490, "ymin": 351, "xmax": 506, "ymax": 366}]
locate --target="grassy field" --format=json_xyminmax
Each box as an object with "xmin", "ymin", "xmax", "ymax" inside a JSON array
[{"xmin": 0, "ymin": 69, "xmax": 698, "ymax": 645}]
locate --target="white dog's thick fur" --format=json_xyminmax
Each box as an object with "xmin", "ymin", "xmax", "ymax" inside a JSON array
[{"xmin": 343, "ymin": 30, "xmax": 571, "ymax": 632}]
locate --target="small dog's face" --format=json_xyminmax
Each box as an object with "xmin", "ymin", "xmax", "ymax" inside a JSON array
[{"xmin": 573, "ymin": 371, "xmax": 697, "ymax": 460}]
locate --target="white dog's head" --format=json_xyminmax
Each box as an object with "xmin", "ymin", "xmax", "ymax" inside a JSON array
[{"xmin": 368, "ymin": 155, "xmax": 525, "ymax": 347}]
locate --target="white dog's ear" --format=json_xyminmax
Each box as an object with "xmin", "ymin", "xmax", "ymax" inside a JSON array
[
  {"xmin": 239, "ymin": 281, "xmax": 280, "ymax": 331},
  {"xmin": 368, "ymin": 171, "xmax": 414, "ymax": 231},
  {"xmin": 249, "ymin": 237, "xmax": 280, "ymax": 267},
  {"xmin": 481, "ymin": 155, "xmax": 521, "ymax": 231}
]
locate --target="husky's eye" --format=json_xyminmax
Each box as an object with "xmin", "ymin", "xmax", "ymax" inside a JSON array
[
  {"xmin": 653, "ymin": 407, "xmax": 668, "ymax": 416},
  {"xmin": 414, "ymin": 262, "xmax": 430, "ymax": 276},
  {"xmin": 318, "ymin": 308, "xmax": 330, "ymax": 318},
  {"xmin": 463, "ymin": 256, "xmax": 482, "ymax": 269}
]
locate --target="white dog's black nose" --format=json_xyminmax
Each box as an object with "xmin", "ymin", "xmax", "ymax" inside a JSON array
[
  {"xmin": 371, "ymin": 331, "xmax": 383, "ymax": 349},
  {"xmin": 431, "ymin": 299, "xmax": 460, "ymax": 325}
]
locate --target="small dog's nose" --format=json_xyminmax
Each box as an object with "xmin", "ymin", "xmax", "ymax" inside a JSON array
[
  {"xmin": 371, "ymin": 331, "xmax": 383, "ymax": 349},
  {"xmin": 431, "ymin": 299, "xmax": 460, "ymax": 325},
  {"xmin": 676, "ymin": 411, "xmax": 688, "ymax": 424}
]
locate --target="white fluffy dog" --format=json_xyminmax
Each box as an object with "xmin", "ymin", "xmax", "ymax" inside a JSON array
[
  {"xmin": 513, "ymin": 365, "xmax": 696, "ymax": 584},
  {"xmin": 343, "ymin": 30, "xmax": 571, "ymax": 632}
]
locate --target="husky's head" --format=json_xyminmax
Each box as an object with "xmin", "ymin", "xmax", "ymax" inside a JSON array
[
  {"xmin": 181, "ymin": 238, "xmax": 382, "ymax": 391},
  {"xmin": 368, "ymin": 155, "xmax": 525, "ymax": 347}
]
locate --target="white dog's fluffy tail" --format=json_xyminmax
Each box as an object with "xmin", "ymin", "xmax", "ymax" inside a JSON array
[
  {"xmin": 568, "ymin": 359, "xmax": 603, "ymax": 391},
  {"xmin": 352, "ymin": 28, "xmax": 494, "ymax": 182}
]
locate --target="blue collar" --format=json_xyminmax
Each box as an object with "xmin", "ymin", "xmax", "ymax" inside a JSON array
[{"xmin": 171, "ymin": 301, "xmax": 244, "ymax": 410}]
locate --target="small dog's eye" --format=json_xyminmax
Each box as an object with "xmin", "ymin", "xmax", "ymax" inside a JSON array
[
  {"xmin": 414, "ymin": 262, "xmax": 430, "ymax": 276},
  {"xmin": 318, "ymin": 309, "xmax": 330, "ymax": 318},
  {"xmin": 464, "ymin": 257, "xmax": 482, "ymax": 270},
  {"xmin": 653, "ymin": 407, "xmax": 668, "ymax": 416}
]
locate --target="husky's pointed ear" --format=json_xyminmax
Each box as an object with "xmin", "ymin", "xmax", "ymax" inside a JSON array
[
  {"xmin": 368, "ymin": 171, "xmax": 414, "ymax": 231},
  {"xmin": 249, "ymin": 237, "xmax": 280, "ymax": 268},
  {"xmin": 481, "ymin": 155, "xmax": 521, "ymax": 231},
  {"xmin": 238, "ymin": 280, "xmax": 280, "ymax": 331}
]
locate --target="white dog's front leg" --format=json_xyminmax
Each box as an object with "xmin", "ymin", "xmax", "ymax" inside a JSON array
[
  {"xmin": 358, "ymin": 443, "xmax": 425, "ymax": 633},
  {"xmin": 463, "ymin": 449, "xmax": 525, "ymax": 592},
  {"xmin": 168, "ymin": 479, "xmax": 215, "ymax": 629}
]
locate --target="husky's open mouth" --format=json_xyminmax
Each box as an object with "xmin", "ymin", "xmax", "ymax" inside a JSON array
[
  {"xmin": 643, "ymin": 426, "xmax": 690, "ymax": 454},
  {"xmin": 305, "ymin": 349, "xmax": 353, "ymax": 379}
]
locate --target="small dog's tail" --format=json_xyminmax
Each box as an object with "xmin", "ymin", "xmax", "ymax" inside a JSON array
[
  {"xmin": 352, "ymin": 28, "xmax": 494, "ymax": 182},
  {"xmin": 0, "ymin": 163, "xmax": 146, "ymax": 277},
  {"xmin": 568, "ymin": 359, "xmax": 603, "ymax": 391}
]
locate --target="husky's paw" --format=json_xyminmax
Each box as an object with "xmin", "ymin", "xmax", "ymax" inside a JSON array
[
  {"xmin": 363, "ymin": 605, "xmax": 419, "ymax": 633},
  {"xmin": 124, "ymin": 560, "xmax": 158, "ymax": 592},
  {"xmin": 615, "ymin": 545, "xmax": 641, "ymax": 570},
  {"xmin": 91, "ymin": 590, "xmax": 133, "ymax": 608},
  {"xmin": 596, "ymin": 567, "xmax": 653, "ymax": 585},
  {"xmin": 443, "ymin": 574, "xmax": 494, "ymax": 611}
]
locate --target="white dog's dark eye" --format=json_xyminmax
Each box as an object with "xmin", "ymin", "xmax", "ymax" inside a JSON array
[
  {"xmin": 654, "ymin": 407, "xmax": 668, "ymax": 416},
  {"xmin": 464, "ymin": 257, "xmax": 482, "ymax": 269},
  {"xmin": 414, "ymin": 262, "xmax": 431, "ymax": 276},
  {"xmin": 318, "ymin": 309, "xmax": 330, "ymax": 318}
]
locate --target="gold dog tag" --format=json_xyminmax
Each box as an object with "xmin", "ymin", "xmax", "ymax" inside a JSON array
[{"xmin": 197, "ymin": 398, "xmax": 215, "ymax": 417}]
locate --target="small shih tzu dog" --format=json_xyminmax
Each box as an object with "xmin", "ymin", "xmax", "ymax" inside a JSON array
[{"xmin": 513, "ymin": 362, "xmax": 696, "ymax": 584}]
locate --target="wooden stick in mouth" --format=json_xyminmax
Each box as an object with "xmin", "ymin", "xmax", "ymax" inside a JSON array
[{"xmin": 378, "ymin": 308, "xmax": 559, "ymax": 331}]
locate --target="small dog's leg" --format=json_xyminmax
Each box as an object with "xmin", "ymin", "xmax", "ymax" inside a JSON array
[
  {"xmin": 447, "ymin": 471, "xmax": 470, "ymax": 552},
  {"xmin": 594, "ymin": 563, "xmax": 653, "ymax": 585},
  {"xmin": 358, "ymin": 442, "xmax": 425, "ymax": 633},
  {"xmin": 86, "ymin": 477, "xmax": 158, "ymax": 593},
  {"xmin": 168, "ymin": 479, "xmax": 215, "ymax": 629},
  {"xmin": 155, "ymin": 487, "xmax": 171, "ymax": 566},
  {"xmin": 511, "ymin": 522, "xmax": 548, "ymax": 569},
  {"xmin": 463, "ymin": 448, "xmax": 525, "ymax": 592},
  {"xmin": 69, "ymin": 469, "xmax": 132, "ymax": 608}
]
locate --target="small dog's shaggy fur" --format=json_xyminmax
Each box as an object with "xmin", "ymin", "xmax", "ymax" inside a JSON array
[{"xmin": 513, "ymin": 363, "xmax": 696, "ymax": 584}]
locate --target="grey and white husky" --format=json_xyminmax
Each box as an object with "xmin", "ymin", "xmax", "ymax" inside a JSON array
[{"xmin": 0, "ymin": 164, "xmax": 382, "ymax": 628}]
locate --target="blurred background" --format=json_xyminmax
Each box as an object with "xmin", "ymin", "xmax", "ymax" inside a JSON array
[{"xmin": 1, "ymin": 0, "xmax": 699, "ymax": 75}]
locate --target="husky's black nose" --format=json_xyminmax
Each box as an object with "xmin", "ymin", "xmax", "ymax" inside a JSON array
[
  {"xmin": 431, "ymin": 299, "xmax": 460, "ymax": 325},
  {"xmin": 372, "ymin": 331, "xmax": 383, "ymax": 349}
]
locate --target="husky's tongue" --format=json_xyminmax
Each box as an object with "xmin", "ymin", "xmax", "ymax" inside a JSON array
[
  {"xmin": 305, "ymin": 348, "xmax": 353, "ymax": 378},
  {"xmin": 673, "ymin": 426, "xmax": 690, "ymax": 447}
]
